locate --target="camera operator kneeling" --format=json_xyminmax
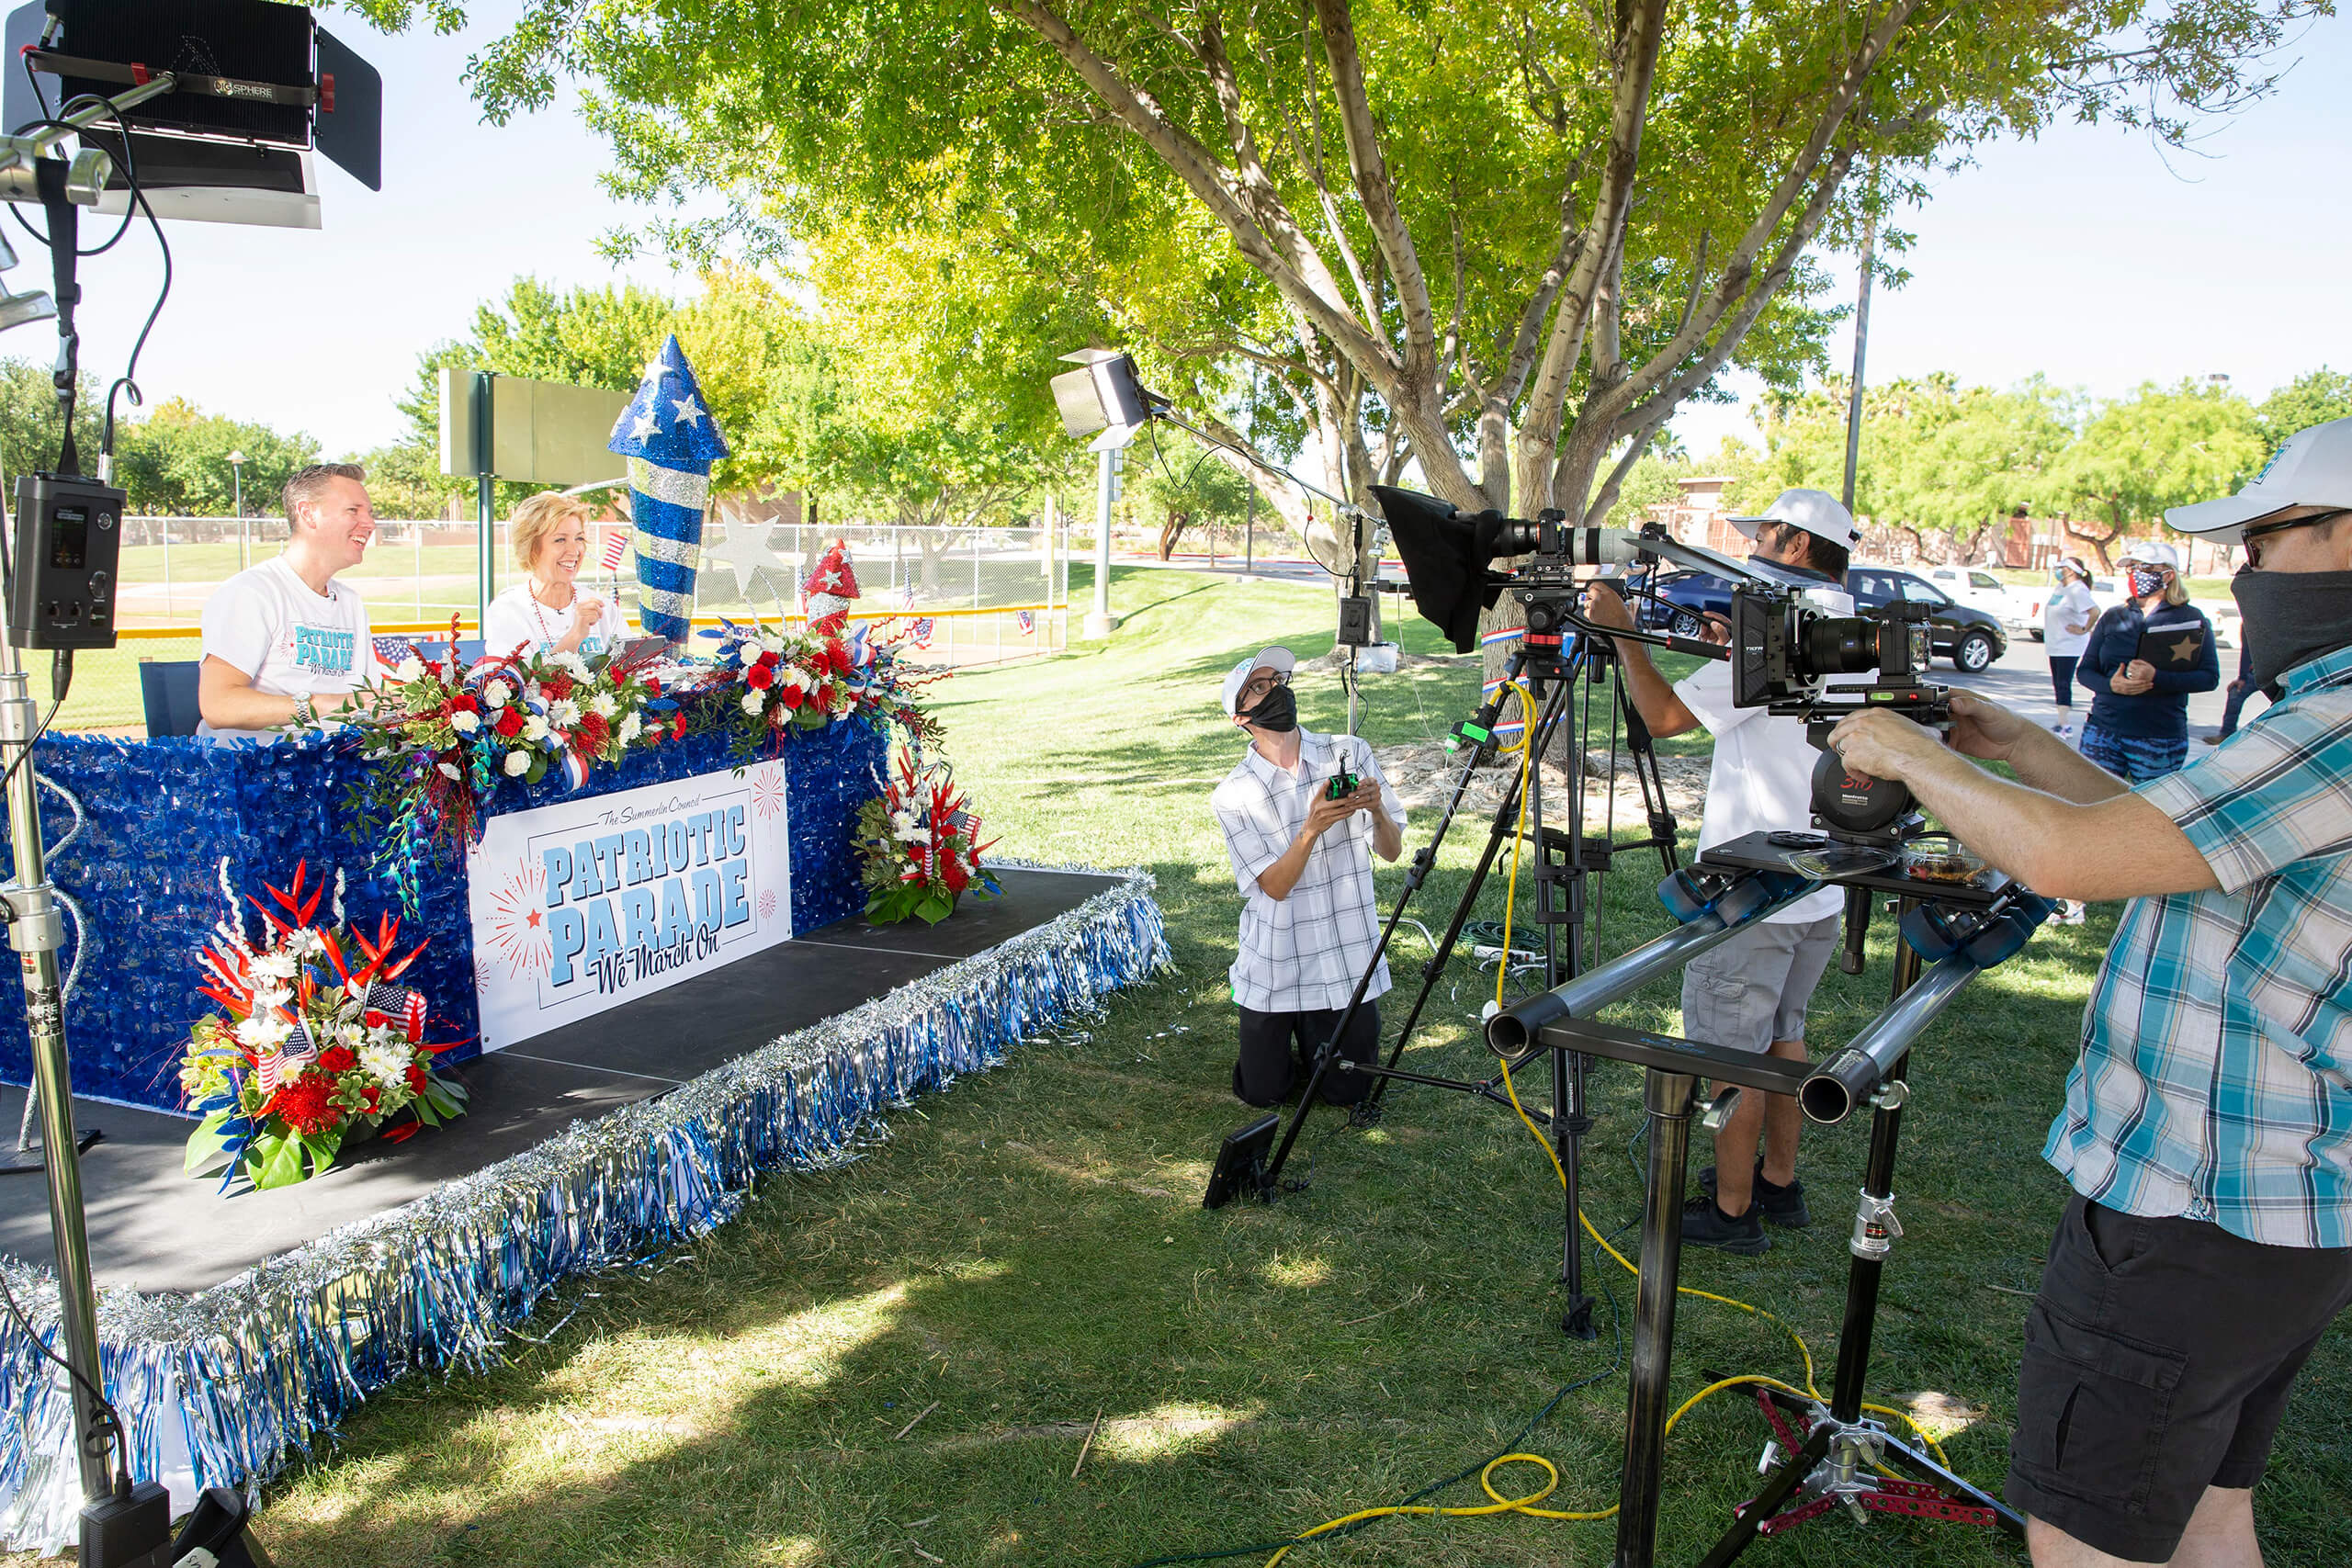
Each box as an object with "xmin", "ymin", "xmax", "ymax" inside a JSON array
[
  {"xmin": 1211, "ymin": 647, "xmax": 1405, "ymax": 1108},
  {"xmin": 1826, "ymin": 419, "xmax": 2352, "ymax": 1567},
  {"xmin": 1584, "ymin": 488, "xmax": 1861, "ymax": 1256}
]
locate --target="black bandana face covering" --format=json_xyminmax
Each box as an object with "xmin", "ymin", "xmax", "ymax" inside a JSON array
[
  {"xmin": 1239, "ymin": 682, "xmax": 1298, "ymax": 732},
  {"xmin": 2233, "ymin": 568, "xmax": 2352, "ymax": 689}
]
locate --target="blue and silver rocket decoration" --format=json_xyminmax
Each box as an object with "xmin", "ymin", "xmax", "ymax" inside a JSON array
[{"xmin": 608, "ymin": 333, "xmax": 730, "ymax": 641}]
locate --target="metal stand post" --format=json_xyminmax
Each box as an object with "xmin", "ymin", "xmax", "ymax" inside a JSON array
[
  {"xmin": 1615, "ymin": 1067, "xmax": 1698, "ymax": 1567},
  {"xmin": 1, "ymin": 637, "xmax": 112, "ymax": 1502}
]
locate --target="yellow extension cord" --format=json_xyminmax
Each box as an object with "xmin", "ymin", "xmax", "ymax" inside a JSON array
[{"xmin": 1267, "ymin": 689, "xmax": 1954, "ymax": 1565}]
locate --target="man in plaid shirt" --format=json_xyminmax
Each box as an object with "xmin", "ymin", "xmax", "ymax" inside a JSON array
[
  {"xmin": 1828, "ymin": 418, "xmax": 2352, "ymax": 1566},
  {"xmin": 1211, "ymin": 646, "xmax": 1405, "ymax": 1107}
]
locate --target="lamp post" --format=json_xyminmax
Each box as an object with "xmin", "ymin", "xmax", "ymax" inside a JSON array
[{"xmin": 226, "ymin": 448, "xmax": 247, "ymax": 569}]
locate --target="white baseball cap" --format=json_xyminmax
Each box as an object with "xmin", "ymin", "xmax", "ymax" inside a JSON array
[
  {"xmin": 2120, "ymin": 540, "xmax": 2179, "ymax": 570},
  {"xmin": 1220, "ymin": 646, "xmax": 1295, "ymax": 716},
  {"xmin": 2167, "ymin": 416, "xmax": 2352, "ymax": 545},
  {"xmin": 1725, "ymin": 488, "xmax": 1862, "ymax": 551}
]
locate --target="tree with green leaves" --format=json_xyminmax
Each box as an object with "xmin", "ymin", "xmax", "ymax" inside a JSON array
[
  {"xmin": 1738, "ymin": 374, "xmax": 2075, "ymax": 558},
  {"xmin": 357, "ymin": 0, "xmax": 2317, "ymax": 558},
  {"xmin": 2053, "ymin": 378, "xmax": 2267, "ymax": 566},
  {"xmin": 2256, "ymin": 367, "xmax": 2352, "ymax": 446},
  {"xmin": 112, "ymin": 398, "xmax": 321, "ymax": 518}
]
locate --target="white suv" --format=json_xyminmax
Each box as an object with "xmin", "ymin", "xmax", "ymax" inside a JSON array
[{"xmin": 1925, "ymin": 567, "xmax": 2011, "ymax": 618}]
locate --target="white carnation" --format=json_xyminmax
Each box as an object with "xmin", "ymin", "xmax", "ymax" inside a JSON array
[
  {"xmin": 503, "ymin": 750, "xmax": 531, "ymax": 777},
  {"xmin": 234, "ymin": 1011, "xmax": 293, "ymax": 1051},
  {"xmin": 450, "ymin": 709, "xmax": 480, "ymax": 735},
  {"xmin": 394, "ymin": 656, "xmax": 424, "ymax": 682},
  {"xmin": 741, "ymin": 692, "xmax": 764, "ymax": 715},
  {"xmin": 482, "ymin": 679, "xmax": 511, "ymax": 709},
  {"xmin": 523, "ymin": 715, "xmax": 550, "ymax": 741},
  {"xmin": 358, "ymin": 1042, "xmax": 412, "ymax": 1086}
]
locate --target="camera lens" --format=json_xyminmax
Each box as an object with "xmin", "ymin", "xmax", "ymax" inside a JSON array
[{"xmin": 1797, "ymin": 615, "xmax": 1881, "ymax": 678}]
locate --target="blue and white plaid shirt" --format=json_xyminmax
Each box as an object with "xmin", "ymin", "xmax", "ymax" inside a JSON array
[{"xmin": 2046, "ymin": 642, "xmax": 2352, "ymax": 1247}]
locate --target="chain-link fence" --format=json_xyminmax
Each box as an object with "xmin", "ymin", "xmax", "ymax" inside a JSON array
[{"xmin": 74, "ymin": 518, "xmax": 1068, "ymax": 735}]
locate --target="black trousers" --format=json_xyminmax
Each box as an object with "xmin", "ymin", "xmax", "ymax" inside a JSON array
[
  {"xmin": 2049, "ymin": 655, "xmax": 2079, "ymax": 708},
  {"xmin": 1234, "ymin": 1001, "xmax": 1378, "ymax": 1108}
]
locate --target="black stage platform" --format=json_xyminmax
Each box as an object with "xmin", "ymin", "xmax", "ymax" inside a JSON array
[{"xmin": 0, "ymin": 868, "xmax": 1119, "ymax": 1294}]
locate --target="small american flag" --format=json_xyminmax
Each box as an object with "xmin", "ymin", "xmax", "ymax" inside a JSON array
[
  {"xmin": 909, "ymin": 616, "xmax": 934, "ymax": 649},
  {"xmin": 898, "ymin": 581, "xmax": 918, "ymax": 611},
  {"xmin": 1014, "ymin": 609, "xmax": 1035, "ymax": 637},
  {"xmin": 374, "ymin": 636, "xmax": 421, "ymax": 669},
  {"xmin": 600, "ymin": 531, "xmax": 628, "ymax": 571}
]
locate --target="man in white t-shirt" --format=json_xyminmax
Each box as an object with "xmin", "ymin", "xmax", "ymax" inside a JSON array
[
  {"xmin": 197, "ymin": 463, "xmax": 379, "ymax": 738},
  {"xmin": 1582, "ymin": 488, "xmax": 1860, "ymax": 1254}
]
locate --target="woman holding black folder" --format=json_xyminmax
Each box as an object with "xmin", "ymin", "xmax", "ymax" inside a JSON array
[{"xmin": 2075, "ymin": 541, "xmax": 2221, "ymax": 780}]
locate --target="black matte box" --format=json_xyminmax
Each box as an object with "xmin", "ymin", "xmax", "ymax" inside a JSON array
[{"xmin": 51, "ymin": 0, "xmax": 311, "ymax": 145}]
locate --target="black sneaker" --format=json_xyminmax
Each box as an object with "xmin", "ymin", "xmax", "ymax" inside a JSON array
[
  {"xmin": 1680, "ymin": 1193, "xmax": 1770, "ymax": 1255},
  {"xmin": 1699, "ymin": 1162, "xmax": 1812, "ymax": 1229}
]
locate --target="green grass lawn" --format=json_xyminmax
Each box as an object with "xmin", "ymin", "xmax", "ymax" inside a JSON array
[{"xmin": 37, "ymin": 566, "xmax": 2346, "ymax": 1568}]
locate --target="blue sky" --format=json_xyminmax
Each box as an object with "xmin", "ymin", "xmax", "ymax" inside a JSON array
[{"xmin": 28, "ymin": 11, "xmax": 2350, "ymax": 462}]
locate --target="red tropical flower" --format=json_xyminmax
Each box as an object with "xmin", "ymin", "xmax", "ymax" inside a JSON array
[
  {"xmin": 268, "ymin": 1071, "xmax": 341, "ymax": 1135},
  {"xmin": 540, "ymin": 671, "xmax": 575, "ymax": 701},
  {"xmin": 577, "ymin": 712, "xmax": 612, "ymax": 751}
]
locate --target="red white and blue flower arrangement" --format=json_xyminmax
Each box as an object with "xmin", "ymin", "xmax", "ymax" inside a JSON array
[
  {"xmin": 854, "ymin": 746, "xmax": 1001, "ymax": 925},
  {"xmin": 177, "ymin": 861, "xmax": 469, "ymax": 1191}
]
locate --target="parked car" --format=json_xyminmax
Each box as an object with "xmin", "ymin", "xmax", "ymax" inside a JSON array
[
  {"xmin": 2193, "ymin": 598, "xmax": 2241, "ymax": 651},
  {"xmin": 1628, "ymin": 562, "xmax": 2008, "ymax": 672},
  {"xmin": 1924, "ymin": 566, "xmax": 2010, "ymax": 618},
  {"xmin": 1843, "ymin": 566, "xmax": 2010, "ymax": 672}
]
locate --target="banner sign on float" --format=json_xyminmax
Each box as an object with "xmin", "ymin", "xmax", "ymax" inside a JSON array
[{"xmin": 465, "ymin": 762, "xmax": 794, "ymax": 1051}]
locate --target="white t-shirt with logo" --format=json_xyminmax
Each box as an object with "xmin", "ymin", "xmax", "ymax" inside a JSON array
[
  {"xmin": 482, "ymin": 582, "xmax": 628, "ymax": 662},
  {"xmin": 198, "ymin": 557, "xmax": 376, "ymax": 739},
  {"xmin": 2043, "ymin": 581, "xmax": 2098, "ymax": 659},
  {"xmin": 1671, "ymin": 581, "xmax": 1854, "ymax": 925}
]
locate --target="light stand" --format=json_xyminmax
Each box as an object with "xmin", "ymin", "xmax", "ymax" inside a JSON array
[{"xmin": 1489, "ymin": 834, "xmax": 2051, "ymax": 1566}]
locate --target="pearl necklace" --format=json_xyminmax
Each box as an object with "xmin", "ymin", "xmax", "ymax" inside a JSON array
[{"xmin": 527, "ymin": 580, "xmax": 574, "ymax": 650}]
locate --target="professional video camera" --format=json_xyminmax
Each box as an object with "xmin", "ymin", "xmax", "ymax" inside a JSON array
[{"xmin": 1724, "ymin": 583, "xmax": 1952, "ymax": 844}]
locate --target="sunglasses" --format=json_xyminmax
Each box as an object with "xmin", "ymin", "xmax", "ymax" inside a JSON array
[{"xmin": 2241, "ymin": 508, "xmax": 2352, "ymax": 570}]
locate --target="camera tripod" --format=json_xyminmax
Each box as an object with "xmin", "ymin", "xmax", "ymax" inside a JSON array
[
  {"xmin": 1238, "ymin": 622, "xmax": 1681, "ymax": 1337},
  {"xmin": 1489, "ymin": 836, "xmax": 2047, "ymax": 1565}
]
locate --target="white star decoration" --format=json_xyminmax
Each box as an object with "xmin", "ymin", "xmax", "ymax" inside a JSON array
[
  {"xmin": 641, "ymin": 355, "xmax": 670, "ymax": 381},
  {"xmin": 700, "ymin": 520, "xmax": 791, "ymax": 605},
  {"xmin": 628, "ymin": 410, "xmax": 660, "ymax": 442},
  {"xmin": 672, "ymin": 394, "xmax": 707, "ymax": 428}
]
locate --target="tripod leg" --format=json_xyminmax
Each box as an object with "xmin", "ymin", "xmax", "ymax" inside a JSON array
[
  {"xmin": 1694, "ymin": 1419, "xmax": 1835, "ymax": 1568},
  {"xmin": 1555, "ymin": 1043, "xmax": 1596, "ymax": 1338},
  {"xmin": 1613, "ymin": 1067, "xmax": 1698, "ymax": 1568},
  {"xmin": 1880, "ymin": 1430, "xmax": 2027, "ymax": 1537}
]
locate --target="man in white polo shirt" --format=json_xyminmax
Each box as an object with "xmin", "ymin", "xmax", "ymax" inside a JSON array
[
  {"xmin": 1211, "ymin": 646, "xmax": 1406, "ymax": 1107},
  {"xmin": 198, "ymin": 463, "xmax": 379, "ymax": 738},
  {"xmin": 1582, "ymin": 488, "xmax": 1860, "ymax": 1254}
]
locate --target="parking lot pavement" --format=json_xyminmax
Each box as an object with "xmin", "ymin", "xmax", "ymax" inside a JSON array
[{"xmin": 1946, "ymin": 637, "xmax": 2229, "ymax": 741}]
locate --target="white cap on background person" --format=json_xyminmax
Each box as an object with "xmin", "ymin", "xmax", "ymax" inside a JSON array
[
  {"xmin": 2167, "ymin": 416, "xmax": 2352, "ymax": 544},
  {"xmin": 1724, "ymin": 487, "xmax": 1862, "ymax": 551},
  {"xmin": 1220, "ymin": 645, "xmax": 1296, "ymax": 715},
  {"xmin": 2120, "ymin": 540, "xmax": 2180, "ymax": 571}
]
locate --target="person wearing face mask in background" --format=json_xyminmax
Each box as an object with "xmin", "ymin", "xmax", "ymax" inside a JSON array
[
  {"xmin": 2074, "ymin": 540, "xmax": 2219, "ymax": 782},
  {"xmin": 1820, "ymin": 416, "xmax": 2352, "ymax": 1568},
  {"xmin": 2042, "ymin": 557, "xmax": 2099, "ymax": 740},
  {"xmin": 1210, "ymin": 647, "xmax": 1406, "ymax": 1108}
]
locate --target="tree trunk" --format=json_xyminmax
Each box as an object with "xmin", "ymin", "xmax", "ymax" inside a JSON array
[{"xmin": 1158, "ymin": 510, "xmax": 1192, "ymax": 560}]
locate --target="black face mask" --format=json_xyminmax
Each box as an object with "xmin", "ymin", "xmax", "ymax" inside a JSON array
[
  {"xmin": 2232, "ymin": 568, "xmax": 2352, "ymax": 689},
  {"xmin": 1238, "ymin": 683, "xmax": 1298, "ymax": 733}
]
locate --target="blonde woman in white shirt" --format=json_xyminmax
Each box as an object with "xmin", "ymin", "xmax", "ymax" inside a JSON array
[{"xmin": 482, "ymin": 491, "xmax": 627, "ymax": 661}]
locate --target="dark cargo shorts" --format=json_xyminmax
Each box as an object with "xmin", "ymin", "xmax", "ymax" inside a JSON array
[{"xmin": 2005, "ymin": 1193, "xmax": 2352, "ymax": 1562}]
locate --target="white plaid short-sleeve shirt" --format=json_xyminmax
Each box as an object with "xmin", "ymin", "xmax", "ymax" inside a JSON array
[{"xmin": 1212, "ymin": 728, "xmax": 1407, "ymax": 1012}]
